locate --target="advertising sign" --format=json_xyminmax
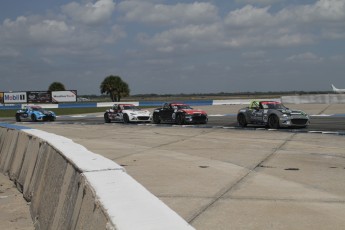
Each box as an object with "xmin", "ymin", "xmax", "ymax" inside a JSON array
[
  {"xmin": 27, "ymin": 91, "xmax": 52, "ymax": 103},
  {"xmin": 0, "ymin": 92, "xmax": 3, "ymax": 104},
  {"xmin": 52, "ymin": 90, "xmax": 77, "ymax": 103},
  {"xmin": 4, "ymin": 92, "xmax": 27, "ymax": 103}
]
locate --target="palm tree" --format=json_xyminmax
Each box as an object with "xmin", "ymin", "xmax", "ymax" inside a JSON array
[
  {"xmin": 100, "ymin": 75, "xmax": 130, "ymax": 102},
  {"xmin": 48, "ymin": 82, "xmax": 66, "ymax": 91}
]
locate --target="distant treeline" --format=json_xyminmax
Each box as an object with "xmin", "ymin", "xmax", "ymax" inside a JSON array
[
  {"xmin": 130, "ymin": 91, "xmax": 332, "ymax": 97},
  {"xmin": 80, "ymin": 90, "xmax": 333, "ymax": 100}
]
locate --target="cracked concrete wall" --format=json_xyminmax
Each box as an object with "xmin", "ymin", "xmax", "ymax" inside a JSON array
[{"xmin": 0, "ymin": 125, "xmax": 194, "ymax": 230}]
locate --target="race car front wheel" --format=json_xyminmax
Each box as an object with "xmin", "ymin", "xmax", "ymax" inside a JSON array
[
  {"xmin": 268, "ymin": 115, "xmax": 280, "ymax": 129},
  {"xmin": 31, "ymin": 114, "xmax": 37, "ymax": 122},
  {"xmin": 104, "ymin": 113, "xmax": 111, "ymax": 123},
  {"xmin": 176, "ymin": 114, "xmax": 185, "ymax": 125},
  {"xmin": 237, "ymin": 114, "xmax": 247, "ymax": 127},
  {"xmin": 153, "ymin": 113, "xmax": 160, "ymax": 124},
  {"xmin": 123, "ymin": 114, "xmax": 130, "ymax": 123}
]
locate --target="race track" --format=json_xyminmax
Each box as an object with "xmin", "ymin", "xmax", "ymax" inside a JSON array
[
  {"xmin": 1, "ymin": 104, "xmax": 345, "ymax": 134},
  {"xmin": 1, "ymin": 103, "xmax": 345, "ymax": 229}
]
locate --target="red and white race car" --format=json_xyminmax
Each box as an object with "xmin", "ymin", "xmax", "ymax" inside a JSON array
[
  {"xmin": 104, "ymin": 104, "xmax": 152, "ymax": 123},
  {"xmin": 152, "ymin": 102, "xmax": 208, "ymax": 125}
]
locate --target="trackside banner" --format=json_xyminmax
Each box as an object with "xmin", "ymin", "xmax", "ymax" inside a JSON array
[
  {"xmin": 4, "ymin": 92, "xmax": 27, "ymax": 103},
  {"xmin": 27, "ymin": 91, "xmax": 52, "ymax": 103},
  {"xmin": 52, "ymin": 90, "xmax": 77, "ymax": 103}
]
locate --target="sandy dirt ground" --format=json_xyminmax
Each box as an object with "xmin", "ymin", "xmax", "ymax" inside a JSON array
[{"xmin": 0, "ymin": 173, "xmax": 33, "ymax": 229}]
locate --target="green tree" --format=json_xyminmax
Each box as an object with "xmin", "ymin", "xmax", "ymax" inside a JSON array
[
  {"xmin": 48, "ymin": 82, "xmax": 66, "ymax": 91},
  {"xmin": 100, "ymin": 75, "xmax": 130, "ymax": 102}
]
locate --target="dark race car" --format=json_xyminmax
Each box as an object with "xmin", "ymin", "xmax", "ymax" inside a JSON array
[
  {"xmin": 15, "ymin": 105, "xmax": 56, "ymax": 122},
  {"xmin": 237, "ymin": 100, "xmax": 310, "ymax": 129},
  {"xmin": 152, "ymin": 102, "xmax": 208, "ymax": 125}
]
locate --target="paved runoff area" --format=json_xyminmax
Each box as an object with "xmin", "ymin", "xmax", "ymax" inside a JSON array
[{"xmin": 1, "ymin": 104, "xmax": 345, "ymax": 229}]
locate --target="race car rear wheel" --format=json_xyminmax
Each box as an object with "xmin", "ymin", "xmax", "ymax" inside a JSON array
[
  {"xmin": 123, "ymin": 114, "xmax": 130, "ymax": 123},
  {"xmin": 15, "ymin": 114, "xmax": 21, "ymax": 122},
  {"xmin": 268, "ymin": 115, "xmax": 280, "ymax": 129},
  {"xmin": 237, "ymin": 113, "xmax": 247, "ymax": 127},
  {"xmin": 153, "ymin": 113, "xmax": 160, "ymax": 124},
  {"xmin": 104, "ymin": 113, "xmax": 111, "ymax": 123}
]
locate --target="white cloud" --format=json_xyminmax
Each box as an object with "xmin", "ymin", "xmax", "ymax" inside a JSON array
[
  {"xmin": 222, "ymin": 0, "xmax": 345, "ymax": 47},
  {"xmin": 62, "ymin": 0, "xmax": 115, "ymax": 25},
  {"xmin": 119, "ymin": 1, "xmax": 219, "ymax": 26},
  {"xmin": 225, "ymin": 5, "xmax": 274, "ymax": 27},
  {"xmin": 1, "ymin": 17, "xmax": 29, "ymax": 45},
  {"xmin": 286, "ymin": 52, "xmax": 323, "ymax": 62},
  {"xmin": 278, "ymin": 0, "xmax": 345, "ymax": 23},
  {"xmin": 0, "ymin": 14, "xmax": 115, "ymax": 58},
  {"xmin": 235, "ymin": 0, "xmax": 283, "ymax": 5},
  {"xmin": 141, "ymin": 23, "xmax": 223, "ymax": 53},
  {"xmin": 105, "ymin": 25, "xmax": 127, "ymax": 44},
  {"xmin": 29, "ymin": 20, "xmax": 75, "ymax": 45},
  {"xmin": 242, "ymin": 50, "xmax": 266, "ymax": 59}
]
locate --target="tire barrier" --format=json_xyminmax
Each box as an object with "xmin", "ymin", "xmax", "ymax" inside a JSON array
[{"xmin": 0, "ymin": 124, "xmax": 194, "ymax": 230}]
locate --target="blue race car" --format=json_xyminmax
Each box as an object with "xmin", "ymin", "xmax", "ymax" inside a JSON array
[{"xmin": 15, "ymin": 105, "xmax": 56, "ymax": 122}]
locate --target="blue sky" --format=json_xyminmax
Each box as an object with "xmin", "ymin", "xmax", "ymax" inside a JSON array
[{"xmin": 1, "ymin": 0, "xmax": 345, "ymax": 95}]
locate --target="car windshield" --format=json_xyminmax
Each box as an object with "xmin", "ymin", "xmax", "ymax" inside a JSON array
[
  {"xmin": 174, "ymin": 105, "xmax": 192, "ymax": 110},
  {"xmin": 260, "ymin": 102, "xmax": 287, "ymax": 110},
  {"xmin": 31, "ymin": 107, "xmax": 45, "ymax": 113},
  {"xmin": 123, "ymin": 106, "xmax": 139, "ymax": 110}
]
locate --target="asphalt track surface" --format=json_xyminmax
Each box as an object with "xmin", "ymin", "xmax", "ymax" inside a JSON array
[
  {"xmin": 3, "ymin": 113, "xmax": 344, "ymax": 133},
  {"xmin": 1, "ymin": 114, "xmax": 345, "ymax": 135},
  {"xmin": 2, "ymin": 102, "xmax": 345, "ymax": 134}
]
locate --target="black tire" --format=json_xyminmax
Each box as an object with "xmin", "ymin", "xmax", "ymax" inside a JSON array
[
  {"xmin": 268, "ymin": 115, "xmax": 280, "ymax": 129},
  {"xmin": 200, "ymin": 119, "xmax": 207, "ymax": 125},
  {"xmin": 123, "ymin": 114, "xmax": 130, "ymax": 123},
  {"xmin": 237, "ymin": 113, "xmax": 247, "ymax": 127},
  {"xmin": 104, "ymin": 113, "xmax": 111, "ymax": 123},
  {"xmin": 176, "ymin": 114, "xmax": 185, "ymax": 125},
  {"xmin": 152, "ymin": 113, "xmax": 160, "ymax": 124},
  {"xmin": 15, "ymin": 114, "xmax": 21, "ymax": 122},
  {"xmin": 31, "ymin": 114, "xmax": 37, "ymax": 122}
]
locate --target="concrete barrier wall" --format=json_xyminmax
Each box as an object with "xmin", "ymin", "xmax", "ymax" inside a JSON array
[
  {"xmin": 282, "ymin": 94, "xmax": 345, "ymax": 104},
  {"xmin": 0, "ymin": 124, "xmax": 194, "ymax": 230},
  {"xmin": 2, "ymin": 95, "xmax": 345, "ymax": 110},
  {"xmin": 212, "ymin": 98, "xmax": 281, "ymax": 105}
]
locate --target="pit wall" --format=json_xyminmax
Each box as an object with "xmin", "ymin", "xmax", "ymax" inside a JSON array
[{"xmin": 0, "ymin": 124, "xmax": 194, "ymax": 230}]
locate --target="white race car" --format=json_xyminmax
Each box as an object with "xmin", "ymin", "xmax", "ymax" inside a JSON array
[{"xmin": 104, "ymin": 104, "xmax": 152, "ymax": 123}]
